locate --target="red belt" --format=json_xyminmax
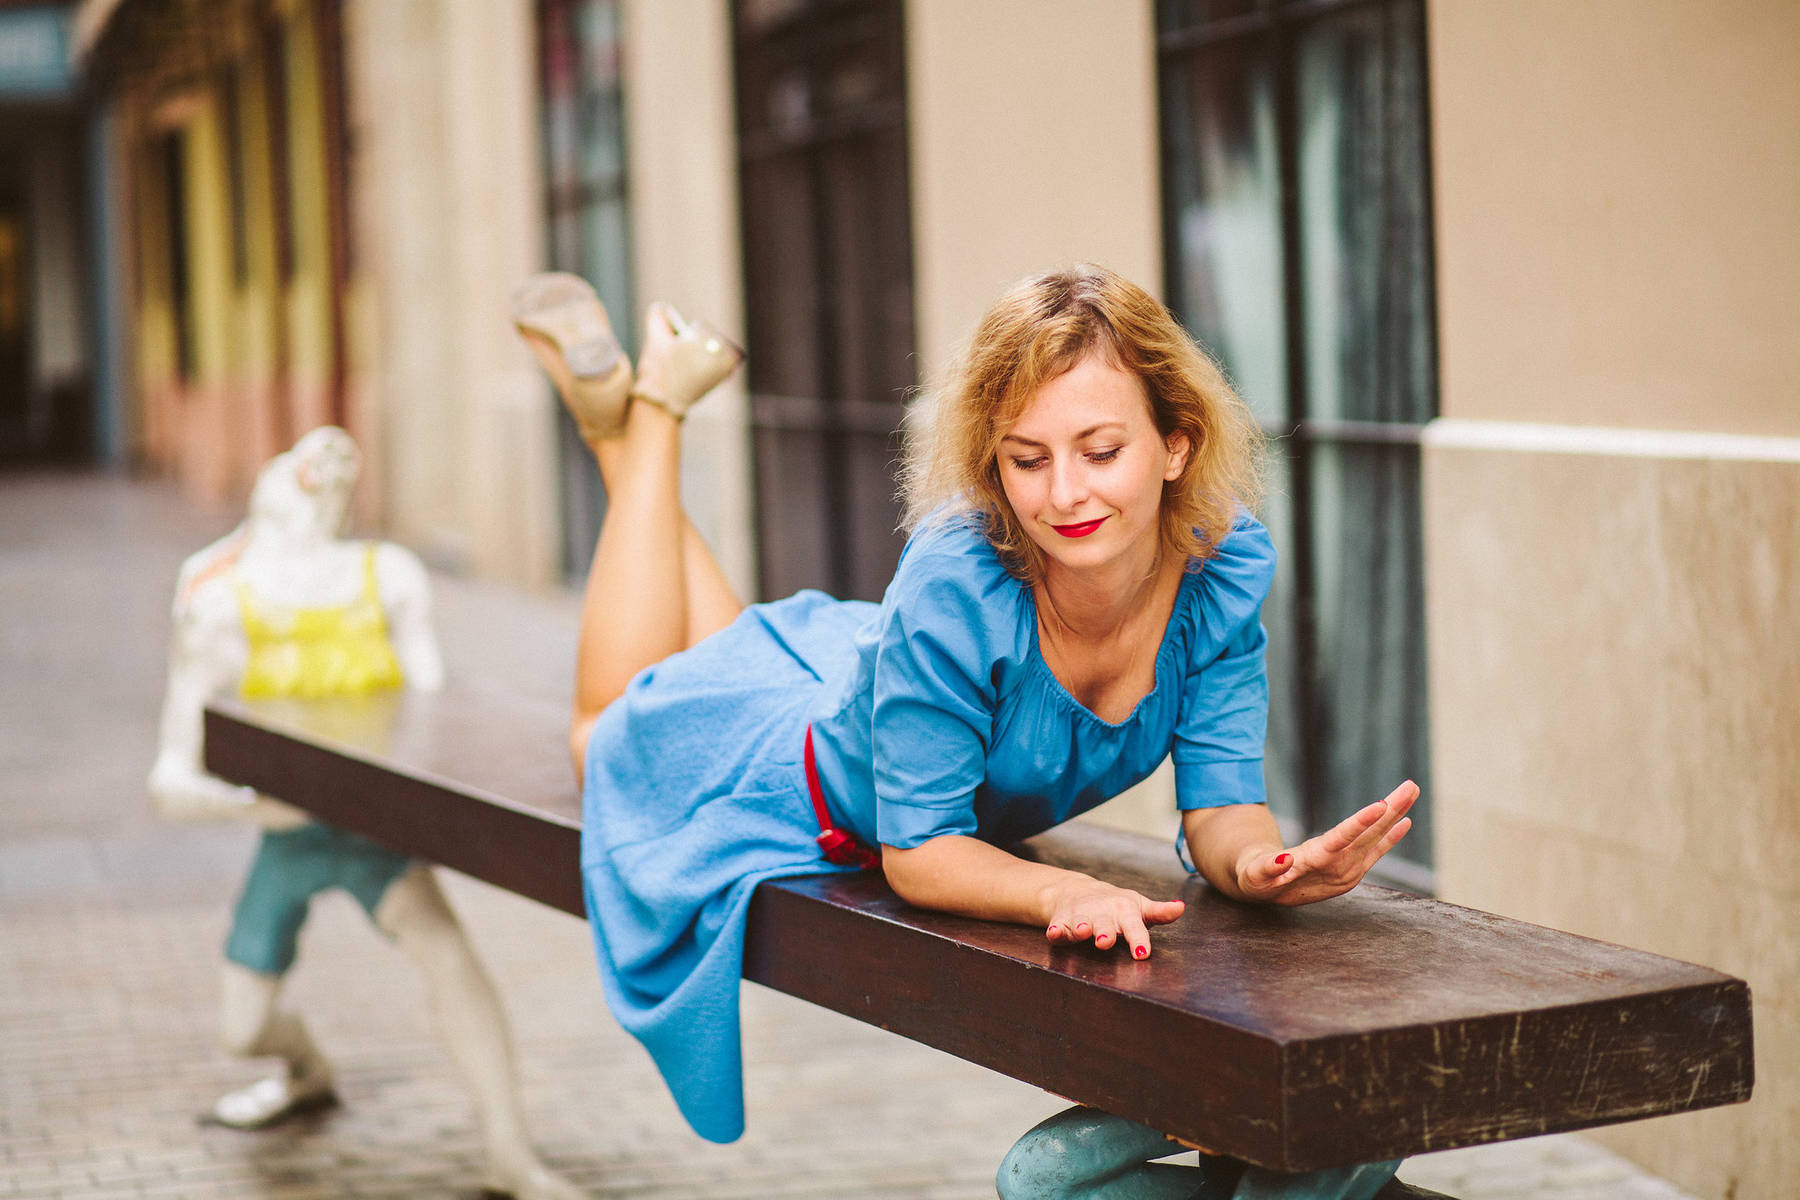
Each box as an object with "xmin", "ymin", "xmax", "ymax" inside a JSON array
[{"xmin": 804, "ymin": 725, "xmax": 880, "ymax": 870}]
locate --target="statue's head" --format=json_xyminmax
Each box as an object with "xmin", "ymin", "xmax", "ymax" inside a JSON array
[{"xmin": 248, "ymin": 426, "xmax": 361, "ymax": 540}]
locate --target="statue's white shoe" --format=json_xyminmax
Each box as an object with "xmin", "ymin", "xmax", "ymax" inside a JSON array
[
  {"xmin": 479, "ymin": 1156, "xmax": 591, "ymax": 1200},
  {"xmin": 205, "ymin": 1070, "xmax": 339, "ymax": 1130}
]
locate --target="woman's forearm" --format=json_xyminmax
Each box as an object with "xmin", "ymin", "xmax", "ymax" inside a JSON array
[
  {"xmin": 880, "ymin": 834, "xmax": 1076, "ymax": 925},
  {"xmin": 884, "ymin": 831, "xmax": 1190, "ymax": 957},
  {"xmin": 1181, "ymin": 803, "xmax": 1286, "ymax": 900}
]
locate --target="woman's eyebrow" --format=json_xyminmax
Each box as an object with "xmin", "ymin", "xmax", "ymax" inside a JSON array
[{"xmin": 1000, "ymin": 424, "xmax": 1126, "ymax": 448}]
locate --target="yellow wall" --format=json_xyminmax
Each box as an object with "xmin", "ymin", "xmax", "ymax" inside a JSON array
[
  {"xmin": 279, "ymin": 0, "xmax": 337, "ymax": 435},
  {"xmin": 123, "ymin": 89, "xmax": 240, "ymax": 495},
  {"xmin": 226, "ymin": 38, "xmax": 291, "ymax": 475},
  {"xmin": 178, "ymin": 89, "xmax": 242, "ymax": 498},
  {"xmin": 113, "ymin": 2, "xmax": 347, "ymax": 496},
  {"xmin": 177, "ymin": 95, "xmax": 232, "ymax": 385}
]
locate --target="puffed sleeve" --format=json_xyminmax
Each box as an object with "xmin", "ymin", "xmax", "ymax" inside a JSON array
[
  {"xmin": 871, "ymin": 520, "xmax": 1016, "ymax": 848},
  {"xmin": 1173, "ymin": 516, "xmax": 1276, "ymax": 810}
]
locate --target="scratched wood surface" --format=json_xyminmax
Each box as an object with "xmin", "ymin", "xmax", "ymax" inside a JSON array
[{"xmin": 204, "ymin": 684, "xmax": 1754, "ymax": 1171}]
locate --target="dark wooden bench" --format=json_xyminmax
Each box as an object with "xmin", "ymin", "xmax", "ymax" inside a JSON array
[{"xmin": 204, "ymin": 682, "xmax": 1753, "ymax": 1186}]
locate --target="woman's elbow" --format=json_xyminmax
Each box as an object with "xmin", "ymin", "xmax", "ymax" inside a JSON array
[{"xmin": 880, "ymin": 843, "xmax": 930, "ymax": 906}]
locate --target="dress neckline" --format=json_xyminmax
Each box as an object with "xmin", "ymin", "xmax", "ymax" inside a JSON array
[{"xmin": 1025, "ymin": 562, "xmax": 1199, "ymax": 729}]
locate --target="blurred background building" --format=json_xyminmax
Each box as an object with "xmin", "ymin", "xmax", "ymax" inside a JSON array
[
  {"xmin": 0, "ymin": 0, "xmax": 87, "ymax": 462},
  {"xmin": 4, "ymin": 0, "xmax": 1792, "ymax": 1194}
]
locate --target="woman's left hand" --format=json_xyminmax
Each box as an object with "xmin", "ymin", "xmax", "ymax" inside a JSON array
[{"xmin": 1232, "ymin": 780, "xmax": 1418, "ymax": 907}]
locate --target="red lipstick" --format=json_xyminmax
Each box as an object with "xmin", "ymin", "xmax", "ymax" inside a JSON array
[{"xmin": 1050, "ymin": 518, "xmax": 1107, "ymax": 538}]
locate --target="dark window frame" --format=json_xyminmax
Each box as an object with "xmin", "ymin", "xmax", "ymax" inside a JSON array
[
  {"xmin": 159, "ymin": 129, "xmax": 195, "ymax": 385},
  {"xmin": 733, "ymin": 0, "xmax": 915, "ymax": 603},
  {"xmin": 1157, "ymin": 0, "xmax": 1440, "ymax": 885}
]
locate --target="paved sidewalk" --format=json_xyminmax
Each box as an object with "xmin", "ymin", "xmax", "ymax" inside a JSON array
[{"xmin": 0, "ymin": 471, "xmax": 1699, "ymax": 1199}]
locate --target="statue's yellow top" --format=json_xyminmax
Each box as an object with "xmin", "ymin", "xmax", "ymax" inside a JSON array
[{"xmin": 235, "ymin": 544, "xmax": 405, "ymax": 698}]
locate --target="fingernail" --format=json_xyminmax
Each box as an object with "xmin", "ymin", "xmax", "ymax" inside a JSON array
[
  {"xmin": 1134, "ymin": 946, "xmax": 1148, "ymax": 959},
  {"xmin": 1275, "ymin": 854, "xmax": 1291, "ymax": 866}
]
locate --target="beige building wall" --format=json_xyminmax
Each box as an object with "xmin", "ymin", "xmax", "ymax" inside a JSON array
[
  {"xmin": 906, "ymin": 0, "xmax": 1163, "ymax": 383},
  {"xmin": 621, "ymin": 0, "xmax": 756, "ymax": 601},
  {"xmin": 1430, "ymin": 0, "xmax": 1800, "ymax": 437},
  {"xmin": 345, "ymin": 0, "xmax": 559, "ymax": 587},
  {"xmin": 1426, "ymin": 3, "xmax": 1800, "ymax": 1195}
]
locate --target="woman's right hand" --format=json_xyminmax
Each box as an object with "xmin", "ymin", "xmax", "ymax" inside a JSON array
[
  {"xmin": 1042, "ymin": 877, "xmax": 1185, "ymax": 960},
  {"xmin": 880, "ymin": 834, "xmax": 1183, "ymax": 957}
]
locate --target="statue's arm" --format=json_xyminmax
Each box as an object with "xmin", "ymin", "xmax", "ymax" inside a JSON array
[
  {"xmin": 146, "ymin": 580, "xmax": 308, "ymax": 829},
  {"xmin": 375, "ymin": 543, "xmax": 446, "ymax": 692}
]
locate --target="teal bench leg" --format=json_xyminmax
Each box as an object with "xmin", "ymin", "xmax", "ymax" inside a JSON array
[{"xmin": 996, "ymin": 1105, "xmax": 1403, "ymax": 1200}]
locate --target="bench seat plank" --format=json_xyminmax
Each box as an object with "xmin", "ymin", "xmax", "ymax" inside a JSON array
[{"xmin": 204, "ymin": 685, "xmax": 1753, "ymax": 1171}]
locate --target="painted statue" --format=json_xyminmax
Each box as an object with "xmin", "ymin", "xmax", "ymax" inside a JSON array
[
  {"xmin": 148, "ymin": 426, "xmax": 586, "ymax": 1200},
  {"xmin": 997, "ymin": 1106, "xmax": 1403, "ymax": 1199}
]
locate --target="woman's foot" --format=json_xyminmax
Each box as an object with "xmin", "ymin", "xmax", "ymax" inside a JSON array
[
  {"xmin": 629, "ymin": 301, "xmax": 744, "ymax": 420},
  {"xmin": 511, "ymin": 273, "xmax": 634, "ymax": 443}
]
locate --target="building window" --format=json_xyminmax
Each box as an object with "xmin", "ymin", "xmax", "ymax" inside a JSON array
[
  {"xmin": 1158, "ymin": 0, "xmax": 1437, "ymax": 881},
  {"xmin": 734, "ymin": 0, "xmax": 914, "ymax": 603},
  {"xmin": 537, "ymin": 0, "xmax": 632, "ymax": 577},
  {"xmin": 260, "ymin": 11, "xmax": 293, "ymax": 288},
  {"xmin": 160, "ymin": 129, "xmax": 195, "ymax": 385}
]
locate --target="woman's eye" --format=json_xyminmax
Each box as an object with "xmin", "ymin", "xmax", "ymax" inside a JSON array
[
  {"xmin": 1010, "ymin": 457, "xmax": 1048, "ymax": 472},
  {"xmin": 1088, "ymin": 448, "xmax": 1122, "ymax": 464}
]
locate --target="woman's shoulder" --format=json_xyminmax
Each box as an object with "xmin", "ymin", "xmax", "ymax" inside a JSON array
[
  {"xmin": 885, "ymin": 508, "xmax": 1029, "ymax": 637},
  {"xmin": 1180, "ymin": 512, "xmax": 1277, "ymax": 641},
  {"xmin": 895, "ymin": 507, "xmax": 1014, "ymax": 588}
]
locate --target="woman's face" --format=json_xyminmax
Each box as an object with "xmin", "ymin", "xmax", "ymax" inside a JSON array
[{"xmin": 998, "ymin": 353, "xmax": 1189, "ymax": 580}]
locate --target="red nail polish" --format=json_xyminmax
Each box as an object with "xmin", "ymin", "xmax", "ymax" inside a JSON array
[
  {"xmin": 1047, "ymin": 925, "xmax": 1060, "ymax": 936},
  {"xmin": 1134, "ymin": 946, "xmax": 1148, "ymax": 959},
  {"xmin": 1075, "ymin": 922, "xmax": 1090, "ymax": 934},
  {"xmin": 1275, "ymin": 854, "xmax": 1292, "ymax": 867}
]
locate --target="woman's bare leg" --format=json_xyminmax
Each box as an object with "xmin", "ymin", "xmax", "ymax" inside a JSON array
[
  {"xmin": 682, "ymin": 516, "xmax": 743, "ymax": 647},
  {"xmin": 569, "ymin": 416, "xmax": 744, "ymax": 775},
  {"xmin": 535, "ymin": 297, "xmax": 746, "ymax": 778},
  {"xmin": 573, "ymin": 443, "xmax": 741, "ymax": 690},
  {"xmin": 575, "ymin": 406, "xmax": 687, "ymax": 734}
]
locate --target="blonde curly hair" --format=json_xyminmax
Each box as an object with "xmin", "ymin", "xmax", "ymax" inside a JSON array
[{"xmin": 899, "ymin": 263, "xmax": 1265, "ymax": 582}]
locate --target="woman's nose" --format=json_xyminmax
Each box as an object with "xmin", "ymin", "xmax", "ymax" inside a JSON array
[{"xmin": 1049, "ymin": 458, "xmax": 1087, "ymax": 510}]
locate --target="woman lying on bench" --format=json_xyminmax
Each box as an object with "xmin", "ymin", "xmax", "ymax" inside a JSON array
[{"xmin": 512, "ymin": 264, "xmax": 1418, "ymax": 1200}]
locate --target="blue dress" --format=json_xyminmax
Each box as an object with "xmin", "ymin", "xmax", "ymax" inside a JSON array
[{"xmin": 580, "ymin": 512, "xmax": 1276, "ymax": 1143}]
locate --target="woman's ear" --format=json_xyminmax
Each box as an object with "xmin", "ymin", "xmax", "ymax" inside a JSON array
[{"xmin": 1163, "ymin": 433, "xmax": 1192, "ymax": 482}]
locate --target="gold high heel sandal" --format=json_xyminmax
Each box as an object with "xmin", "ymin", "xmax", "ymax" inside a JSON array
[
  {"xmin": 629, "ymin": 300, "xmax": 746, "ymax": 420},
  {"xmin": 510, "ymin": 272, "xmax": 634, "ymax": 442}
]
